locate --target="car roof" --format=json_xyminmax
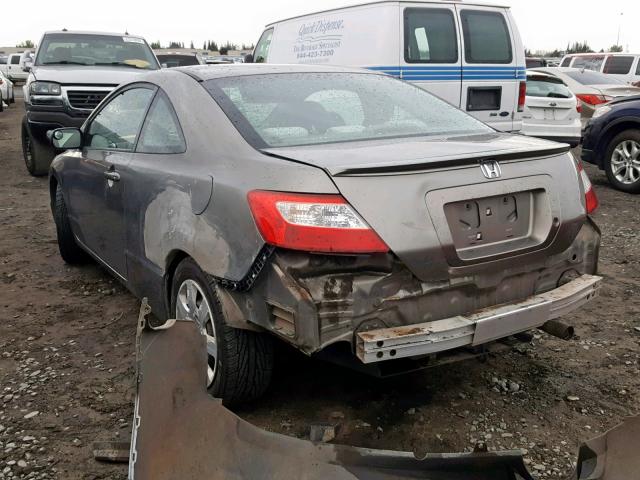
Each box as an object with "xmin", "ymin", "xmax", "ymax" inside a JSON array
[
  {"xmin": 173, "ymin": 63, "xmax": 380, "ymax": 81},
  {"xmin": 266, "ymin": 0, "xmax": 509, "ymax": 27},
  {"xmin": 43, "ymin": 30, "xmax": 145, "ymax": 39},
  {"xmin": 565, "ymin": 52, "xmax": 639, "ymax": 57}
]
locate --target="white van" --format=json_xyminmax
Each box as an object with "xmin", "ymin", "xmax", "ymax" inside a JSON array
[
  {"xmin": 559, "ymin": 53, "xmax": 640, "ymax": 86},
  {"xmin": 252, "ymin": 1, "xmax": 526, "ymax": 132}
]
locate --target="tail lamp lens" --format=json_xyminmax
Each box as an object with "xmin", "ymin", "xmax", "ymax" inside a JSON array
[
  {"xmin": 575, "ymin": 161, "xmax": 598, "ymax": 214},
  {"xmin": 576, "ymin": 94, "xmax": 609, "ymax": 106},
  {"xmin": 247, "ymin": 191, "xmax": 389, "ymax": 253},
  {"xmin": 517, "ymin": 81, "xmax": 526, "ymax": 112}
]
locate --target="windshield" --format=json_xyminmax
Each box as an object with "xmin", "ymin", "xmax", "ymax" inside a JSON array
[
  {"xmin": 526, "ymin": 76, "xmax": 572, "ymax": 98},
  {"xmin": 565, "ymin": 70, "xmax": 625, "ymax": 86},
  {"xmin": 205, "ymin": 73, "xmax": 492, "ymax": 148},
  {"xmin": 35, "ymin": 33, "xmax": 159, "ymax": 70}
]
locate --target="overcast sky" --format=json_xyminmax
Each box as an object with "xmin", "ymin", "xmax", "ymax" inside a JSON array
[{"xmin": 2, "ymin": 0, "xmax": 636, "ymax": 54}]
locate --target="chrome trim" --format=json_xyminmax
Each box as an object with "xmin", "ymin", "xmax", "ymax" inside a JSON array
[{"xmin": 61, "ymin": 85, "xmax": 115, "ymax": 114}]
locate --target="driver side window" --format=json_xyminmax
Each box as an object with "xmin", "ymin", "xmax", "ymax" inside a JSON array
[{"xmin": 86, "ymin": 87, "xmax": 155, "ymax": 151}]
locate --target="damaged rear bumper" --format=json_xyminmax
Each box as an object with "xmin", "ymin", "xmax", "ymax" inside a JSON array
[{"xmin": 356, "ymin": 274, "xmax": 601, "ymax": 363}]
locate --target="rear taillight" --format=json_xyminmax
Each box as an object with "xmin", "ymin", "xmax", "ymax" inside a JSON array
[
  {"xmin": 576, "ymin": 94, "xmax": 610, "ymax": 106},
  {"xmin": 575, "ymin": 161, "xmax": 598, "ymax": 214},
  {"xmin": 247, "ymin": 190, "xmax": 389, "ymax": 253},
  {"xmin": 575, "ymin": 98, "xmax": 582, "ymax": 113},
  {"xmin": 517, "ymin": 81, "xmax": 526, "ymax": 112}
]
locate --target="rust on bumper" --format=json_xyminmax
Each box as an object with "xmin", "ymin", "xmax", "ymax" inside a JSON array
[{"xmin": 356, "ymin": 274, "xmax": 601, "ymax": 363}]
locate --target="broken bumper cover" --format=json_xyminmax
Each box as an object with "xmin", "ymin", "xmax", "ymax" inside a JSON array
[{"xmin": 356, "ymin": 274, "xmax": 602, "ymax": 364}]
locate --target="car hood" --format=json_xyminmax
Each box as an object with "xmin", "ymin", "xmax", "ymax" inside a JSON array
[
  {"xmin": 31, "ymin": 65, "xmax": 154, "ymax": 86},
  {"xmin": 262, "ymin": 133, "xmax": 569, "ymax": 176}
]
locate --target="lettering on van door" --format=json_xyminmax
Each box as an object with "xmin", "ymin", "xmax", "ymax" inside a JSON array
[{"xmin": 294, "ymin": 19, "xmax": 344, "ymax": 63}]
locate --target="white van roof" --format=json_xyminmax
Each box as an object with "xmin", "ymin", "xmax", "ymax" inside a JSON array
[{"xmin": 265, "ymin": 0, "xmax": 510, "ymax": 27}]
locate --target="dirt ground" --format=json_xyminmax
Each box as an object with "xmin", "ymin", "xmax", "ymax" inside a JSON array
[{"xmin": 1, "ymin": 99, "xmax": 639, "ymax": 479}]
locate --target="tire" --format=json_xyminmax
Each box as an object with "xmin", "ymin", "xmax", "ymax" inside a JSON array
[
  {"xmin": 604, "ymin": 129, "xmax": 640, "ymax": 193},
  {"xmin": 171, "ymin": 258, "xmax": 274, "ymax": 405},
  {"xmin": 0, "ymin": 92, "xmax": 3, "ymax": 112},
  {"xmin": 53, "ymin": 184, "xmax": 88, "ymax": 264},
  {"xmin": 22, "ymin": 123, "xmax": 54, "ymax": 177}
]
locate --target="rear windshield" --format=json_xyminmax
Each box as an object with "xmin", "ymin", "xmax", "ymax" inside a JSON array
[
  {"xmin": 205, "ymin": 72, "xmax": 492, "ymax": 148},
  {"xmin": 565, "ymin": 70, "xmax": 625, "ymax": 86},
  {"xmin": 35, "ymin": 33, "xmax": 159, "ymax": 70},
  {"xmin": 157, "ymin": 54, "xmax": 200, "ymax": 67},
  {"xmin": 526, "ymin": 77, "xmax": 572, "ymax": 98}
]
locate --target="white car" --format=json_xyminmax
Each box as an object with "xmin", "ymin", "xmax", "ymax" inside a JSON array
[
  {"xmin": 560, "ymin": 53, "xmax": 640, "ymax": 85},
  {"xmin": 0, "ymin": 70, "xmax": 15, "ymax": 111},
  {"xmin": 521, "ymin": 71, "xmax": 581, "ymax": 146}
]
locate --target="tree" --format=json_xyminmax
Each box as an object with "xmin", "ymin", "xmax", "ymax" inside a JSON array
[
  {"xmin": 150, "ymin": 41, "xmax": 161, "ymax": 49},
  {"xmin": 168, "ymin": 41, "xmax": 182, "ymax": 49},
  {"xmin": 16, "ymin": 40, "xmax": 35, "ymax": 48},
  {"xmin": 203, "ymin": 41, "xmax": 207, "ymax": 50},
  {"xmin": 524, "ymin": 48, "xmax": 532, "ymax": 57},
  {"xmin": 609, "ymin": 44, "xmax": 623, "ymax": 52},
  {"xmin": 190, "ymin": 40, "xmax": 194, "ymax": 49},
  {"xmin": 241, "ymin": 43, "xmax": 254, "ymax": 51},
  {"xmin": 566, "ymin": 41, "xmax": 593, "ymax": 54},
  {"xmin": 219, "ymin": 41, "xmax": 237, "ymax": 55}
]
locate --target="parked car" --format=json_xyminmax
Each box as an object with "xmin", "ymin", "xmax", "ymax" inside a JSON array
[
  {"xmin": 582, "ymin": 95, "xmax": 640, "ymax": 193},
  {"xmin": 156, "ymin": 52, "xmax": 205, "ymax": 68},
  {"xmin": 525, "ymin": 57, "xmax": 547, "ymax": 68},
  {"xmin": 0, "ymin": 70, "xmax": 15, "ymax": 111},
  {"xmin": 249, "ymin": 0, "xmax": 527, "ymax": 133},
  {"xmin": 0, "ymin": 51, "xmax": 33, "ymax": 82},
  {"xmin": 522, "ymin": 71, "xmax": 581, "ymax": 146},
  {"xmin": 529, "ymin": 67, "xmax": 640, "ymax": 126},
  {"xmin": 48, "ymin": 64, "xmax": 601, "ymax": 404},
  {"xmin": 21, "ymin": 30, "xmax": 160, "ymax": 176},
  {"xmin": 560, "ymin": 52, "xmax": 640, "ymax": 85}
]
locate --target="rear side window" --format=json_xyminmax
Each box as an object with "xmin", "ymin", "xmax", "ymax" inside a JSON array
[
  {"xmin": 526, "ymin": 77, "xmax": 572, "ymax": 98},
  {"xmin": 603, "ymin": 56, "xmax": 634, "ymax": 75},
  {"xmin": 254, "ymin": 28, "xmax": 273, "ymax": 63},
  {"xmin": 571, "ymin": 55, "xmax": 605, "ymax": 71},
  {"xmin": 137, "ymin": 91, "xmax": 186, "ymax": 154},
  {"xmin": 560, "ymin": 56, "xmax": 572, "ymax": 67},
  {"xmin": 404, "ymin": 8, "xmax": 458, "ymax": 63},
  {"xmin": 460, "ymin": 10, "xmax": 512, "ymax": 64}
]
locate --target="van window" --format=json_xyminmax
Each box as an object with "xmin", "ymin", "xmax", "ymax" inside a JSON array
[
  {"xmin": 254, "ymin": 28, "xmax": 273, "ymax": 63},
  {"xmin": 404, "ymin": 8, "xmax": 457, "ymax": 63},
  {"xmin": 560, "ymin": 56, "xmax": 572, "ymax": 67},
  {"xmin": 571, "ymin": 55, "xmax": 605, "ymax": 72},
  {"xmin": 603, "ymin": 56, "xmax": 634, "ymax": 75},
  {"xmin": 460, "ymin": 10, "xmax": 512, "ymax": 64}
]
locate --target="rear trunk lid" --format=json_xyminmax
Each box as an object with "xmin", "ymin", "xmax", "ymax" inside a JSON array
[
  {"xmin": 595, "ymin": 84, "xmax": 640, "ymax": 99},
  {"xmin": 525, "ymin": 95, "xmax": 577, "ymax": 122},
  {"xmin": 263, "ymin": 133, "xmax": 586, "ymax": 283}
]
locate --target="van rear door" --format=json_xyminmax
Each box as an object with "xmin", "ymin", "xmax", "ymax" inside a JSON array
[
  {"xmin": 399, "ymin": 4, "xmax": 462, "ymax": 107},
  {"xmin": 457, "ymin": 6, "xmax": 523, "ymax": 132}
]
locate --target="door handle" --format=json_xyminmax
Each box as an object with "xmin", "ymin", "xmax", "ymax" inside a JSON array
[{"xmin": 103, "ymin": 170, "xmax": 120, "ymax": 182}]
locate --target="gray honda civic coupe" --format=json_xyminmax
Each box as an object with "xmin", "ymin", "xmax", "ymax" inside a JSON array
[{"xmin": 48, "ymin": 64, "xmax": 602, "ymax": 404}]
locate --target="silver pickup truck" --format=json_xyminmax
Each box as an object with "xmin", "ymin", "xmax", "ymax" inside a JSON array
[{"xmin": 21, "ymin": 30, "xmax": 160, "ymax": 176}]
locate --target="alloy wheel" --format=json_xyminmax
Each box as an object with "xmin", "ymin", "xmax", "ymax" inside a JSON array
[
  {"xmin": 175, "ymin": 279, "xmax": 218, "ymax": 387},
  {"xmin": 611, "ymin": 139, "xmax": 640, "ymax": 185}
]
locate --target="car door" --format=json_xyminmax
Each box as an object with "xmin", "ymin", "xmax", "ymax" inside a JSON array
[
  {"xmin": 400, "ymin": 4, "xmax": 462, "ymax": 107},
  {"xmin": 457, "ymin": 6, "xmax": 521, "ymax": 131},
  {"xmin": 67, "ymin": 84, "xmax": 156, "ymax": 280}
]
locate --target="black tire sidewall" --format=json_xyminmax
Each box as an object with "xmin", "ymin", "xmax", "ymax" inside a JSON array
[
  {"xmin": 605, "ymin": 130, "xmax": 640, "ymax": 193},
  {"xmin": 170, "ymin": 258, "xmax": 227, "ymax": 395},
  {"xmin": 54, "ymin": 184, "xmax": 87, "ymax": 264}
]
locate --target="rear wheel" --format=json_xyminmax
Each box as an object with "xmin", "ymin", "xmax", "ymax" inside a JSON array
[
  {"xmin": 53, "ymin": 184, "xmax": 88, "ymax": 264},
  {"xmin": 604, "ymin": 130, "xmax": 640, "ymax": 193},
  {"xmin": 170, "ymin": 258, "xmax": 274, "ymax": 405},
  {"xmin": 22, "ymin": 123, "xmax": 53, "ymax": 177}
]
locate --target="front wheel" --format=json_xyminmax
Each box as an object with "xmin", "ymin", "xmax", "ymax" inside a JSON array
[
  {"xmin": 22, "ymin": 123, "xmax": 54, "ymax": 177},
  {"xmin": 171, "ymin": 258, "xmax": 274, "ymax": 405},
  {"xmin": 604, "ymin": 130, "xmax": 640, "ymax": 193}
]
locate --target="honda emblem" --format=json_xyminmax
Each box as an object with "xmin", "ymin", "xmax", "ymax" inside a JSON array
[{"xmin": 480, "ymin": 161, "xmax": 502, "ymax": 179}]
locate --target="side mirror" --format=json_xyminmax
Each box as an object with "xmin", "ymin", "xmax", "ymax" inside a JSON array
[
  {"xmin": 22, "ymin": 59, "xmax": 33, "ymax": 72},
  {"xmin": 244, "ymin": 53, "xmax": 254, "ymax": 64},
  {"xmin": 49, "ymin": 128, "xmax": 82, "ymax": 149}
]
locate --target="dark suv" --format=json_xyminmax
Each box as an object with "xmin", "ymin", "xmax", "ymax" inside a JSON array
[
  {"xmin": 582, "ymin": 95, "xmax": 640, "ymax": 193},
  {"xmin": 21, "ymin": 30, "xmax": 160, "ymax": 176}
]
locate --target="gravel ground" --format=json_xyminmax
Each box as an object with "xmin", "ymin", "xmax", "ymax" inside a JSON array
[{"xmin": 1, "ymin": 101, "xmax": 639, "ymax": 479}]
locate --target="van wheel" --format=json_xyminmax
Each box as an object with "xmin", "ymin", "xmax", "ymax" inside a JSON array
[
  {"xmin": 605, "ymin": 130, "xmax": 640, "ymax": 193},
  {"xmin": 53, "ymin": 184, "xmax": 89, "ymax": 264},
  {"xmin": 22, "ymin": 123, "xmax": 52, "ymax": 177},
  {"xmin": 171, "ymin": 258, "xmax": 274, "ymax": 405}
]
